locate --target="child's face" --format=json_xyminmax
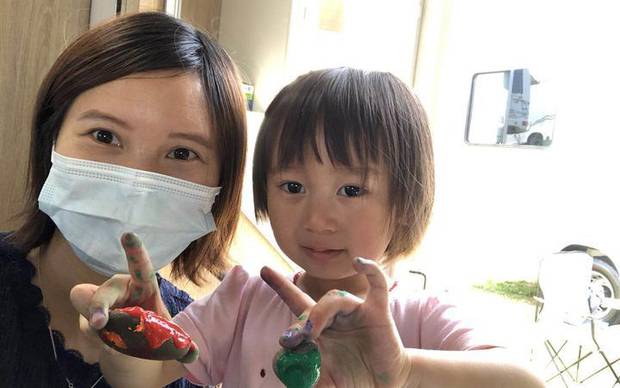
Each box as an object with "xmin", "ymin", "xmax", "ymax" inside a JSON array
[
  {"xmin": 55, "ymin": 70, "xmax": 220, "ymax": 187},
  {"xmin": 267, "ymin": 142, "xmax": 392, "ymax": 280}
]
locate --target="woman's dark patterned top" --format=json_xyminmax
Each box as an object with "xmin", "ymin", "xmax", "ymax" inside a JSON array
[{"xmin": 0, "ymin": 232, "xmax": 204, "ymax": 388}]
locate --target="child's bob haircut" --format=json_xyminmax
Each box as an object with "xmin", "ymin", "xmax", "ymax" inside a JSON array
[{"xmin": 253, "ymin": 67, "xmax": 435, "ymax": 264}]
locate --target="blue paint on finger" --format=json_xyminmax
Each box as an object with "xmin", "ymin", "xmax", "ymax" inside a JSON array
[
  {"xmin": 122, "ymin": 232, "xmax": 142, "ymax": 248},
  {"xmin": 90, "ymin": 307, "xmax": 107, "ymax": 329},
  {"xmin": 280, "ymin": 327, "xmax": 304, "ymax": 348},
  {"xmin": 302, "ymin": 320, "xmax": 313, "ymax": 338}
]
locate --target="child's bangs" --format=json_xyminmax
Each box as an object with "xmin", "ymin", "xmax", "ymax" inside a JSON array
[{"xmin": 273, "ymin": 84, "xmax": 383, "ymax": 178}]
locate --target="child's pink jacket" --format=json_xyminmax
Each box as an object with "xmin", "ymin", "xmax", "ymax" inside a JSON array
[{"xmin": 173, "ymin": 266, "xmax": 498, "ymax": 387}]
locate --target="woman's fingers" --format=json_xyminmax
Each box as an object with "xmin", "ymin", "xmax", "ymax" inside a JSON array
[
  {"xmin": 70, "ymin": 285, "xmax": 109, "ymax": 340},
  {"xmin": 122, "ymin": 232, "xmax": 158, "ymax": 291},
  {"xmin": 121, "ymin": 232, "xmax": 171, "ymax": 317},
  {"xmin": 261, "ymin": 266, "xmax": 314, "ymax": 316},
  {"xmin": 70, "ymin": 283, "xmax": 99, "ymax": 323},
  {"xmin": 83, "ymin": 275, "xmax": 130, "ymax": 329},
  {"xmin": 71, "ymin": 233, "xmax": 161, "ymax": 330}
]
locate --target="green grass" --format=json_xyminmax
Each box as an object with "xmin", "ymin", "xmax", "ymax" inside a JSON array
[{"xmin": 474, "ymin": 280, "xmax": 538, "ymax": 304}]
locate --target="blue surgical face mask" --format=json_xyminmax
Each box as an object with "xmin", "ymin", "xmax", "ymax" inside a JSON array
[{"xmin": 38, "ymin": 149, "xmax": 221, "ymax": 277}]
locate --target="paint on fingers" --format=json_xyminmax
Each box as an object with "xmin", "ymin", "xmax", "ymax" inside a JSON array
[
  {"xmin": 376, "ymin": 371, "xmax": 392, "ymax": 385},
  {"xmin": 130, "ymin": 285, "xmax": 144, "ymax": 302},
  {"xmin": 355, "ymin": 256, "xmax": 374, "ymax": 267},
  {"xmin": 302, "ymin": 319, "xmax": 313, "ymax": 338},
  {"xmin": 89, "ymin": 307, "xmax": 108, "ymax": 329},
  {"xmin": 328, "ymin": 289, "xmax": 350, "ymax": 298},
  {"xmin": 122, "ymin": 232, "xmax": 142, "ymax": 249},
  {"xmin": 280, "ymin": 326, "xmax": 304, "ymax": 348},
  {"xmin": 123, "ymin": 233, "xmax": 146, "ymax": 265}
]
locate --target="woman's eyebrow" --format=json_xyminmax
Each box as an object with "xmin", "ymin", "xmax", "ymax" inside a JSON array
[
  {"xmin": 169, "ymin": 132, "xmax": 213, "ymax": 149},
  {"xmin": 77, "ymin": 109, "xmax": 131, "ymax": 129}
]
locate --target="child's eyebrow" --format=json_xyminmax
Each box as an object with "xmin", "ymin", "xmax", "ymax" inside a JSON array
[
  {"xmin": 271, "ymin": 162, "xmax": 381, "ymax": 176},
  {"xmin": 334, "ymin": 166, "xmax": 380, "ymax": 176}
]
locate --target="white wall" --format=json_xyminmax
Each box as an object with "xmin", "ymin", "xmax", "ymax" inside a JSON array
[
  {"xmin": 218, "ymin": 0, "xmax": 293, "ymax": 112},
  {"xmin": 218, "ymin": 0, "xmax": 422, "ymax": 111},
  {"xmin": 411, "ymin": 0, "xmax": 620, "ymax": 288}
]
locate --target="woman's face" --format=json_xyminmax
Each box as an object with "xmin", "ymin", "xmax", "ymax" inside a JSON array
[{"xmin": 55, "ymin": 70, "xmax": 220, "ymax": 186}]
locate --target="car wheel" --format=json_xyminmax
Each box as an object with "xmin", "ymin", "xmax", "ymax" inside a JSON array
[
  {"xmin": 526, "ymin": 132, "xmax": 544, "ymax": 145},
  {"xmin": 589, "ymin": 258, "xmax": 620, "ymax": 325}
]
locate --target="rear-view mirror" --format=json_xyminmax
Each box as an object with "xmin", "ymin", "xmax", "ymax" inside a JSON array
[{"xmin": 465, "ymin": 69, "xmax": 556, "ymax": 147}]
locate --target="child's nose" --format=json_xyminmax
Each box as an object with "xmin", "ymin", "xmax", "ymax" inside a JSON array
[{"xmin": 302, "ymin": 196, "xmax": 337, "ymax": 234}]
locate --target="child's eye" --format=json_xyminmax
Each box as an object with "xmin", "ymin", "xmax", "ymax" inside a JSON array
[
  {"xmin": 167, "ymin": 148, "xmax": 198, "ymax": 161},
  {"xmin": 337, "ymin": 185, "xmax": 365, "ymax": 197},
  {"xmin": 91, "ymin": 129, "xmax": 120, "ymax": 146},
  {"xmin": 280, "ymin": 181, "xmax": 305, "ymax": 194}
]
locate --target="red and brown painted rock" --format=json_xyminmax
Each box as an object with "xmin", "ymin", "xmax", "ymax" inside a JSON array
[{"xmin": 98, "ymin": 306, "xmax": 198, "ymax": 363}]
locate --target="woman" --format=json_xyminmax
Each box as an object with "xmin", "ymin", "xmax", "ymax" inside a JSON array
[{"xmin": 0, "ymin": 12, "xmax": 246, "ymax": 388}]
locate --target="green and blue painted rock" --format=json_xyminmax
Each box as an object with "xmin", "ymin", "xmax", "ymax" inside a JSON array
[{"xmin": 273, "ymin": 341, "xmax": 321, "ymax": 388}]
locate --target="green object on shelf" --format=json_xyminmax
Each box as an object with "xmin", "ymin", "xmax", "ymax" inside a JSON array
[
  {"xmin": 242, "ymin": 82, "xmax": 254, "ymax": 111},
  {"xmin": 273, "ymin": 341, "xmax": 321, "ymax": 388}
]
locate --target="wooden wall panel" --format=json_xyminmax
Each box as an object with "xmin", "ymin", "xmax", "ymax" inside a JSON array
[
  {"xmin": 138, "ymin": 0, "xmax": 165, "ymax": 12},
  {"xmin": 0, "ymin": 0, "xmax": 90, "ymax": 229},
  {"xmin": 181, "ymin": 0, "xmax": 221, "ymax": 39}
]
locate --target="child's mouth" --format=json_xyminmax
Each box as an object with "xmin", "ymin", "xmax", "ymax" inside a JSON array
[{"xmin": 302, "ymin": 246, "xmax": 343, "ymax": 261}]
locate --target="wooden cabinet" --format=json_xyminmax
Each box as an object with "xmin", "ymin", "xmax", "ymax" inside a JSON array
[{"xmin": 0, "ymin": 0, "xmax": 90, "ymax": 229}]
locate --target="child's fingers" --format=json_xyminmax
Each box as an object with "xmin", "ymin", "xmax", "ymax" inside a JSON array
[
  {"xmin": 303, "ymin": 289, "xmax": 363, "ymax": 340},
  {"xmin": 279, "ymin": 290, "xmax": 363, "ymax": 348},
  {"xmin": 353, "ymin": 257, "xmax": 389, "ymax": 308},
  {"xmin": 279, "ymin": 308, "xmax": 313, "ymax": 348},
  {"xmin": 261, "ymin": 266, "xmax": 315, "ymax": 316}
]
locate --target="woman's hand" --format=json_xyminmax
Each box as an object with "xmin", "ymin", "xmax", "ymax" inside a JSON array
[
  {"xmin": 70, "ymin": 233, "xmax": 192, "ymax": 387},
  {"xmin": 70, "ymin": 232, "xmax": 170, "ymax": 329},
  {"xmin": 261, "ymin": 257, "xmax": 414, "ymax": 388}
]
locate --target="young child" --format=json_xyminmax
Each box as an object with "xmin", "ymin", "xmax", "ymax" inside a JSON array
[{"xmin": 91, "ymin": 68, "xmax": 544, "ymax": 387}]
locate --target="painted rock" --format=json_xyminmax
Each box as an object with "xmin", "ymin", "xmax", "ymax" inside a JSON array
[
  {"xmin": 98, "ymin": 306, "xmax": 198, "ymax": 363},
  {"xmin": 273, "ymin": 341, "xmax": 321, "ymax": 388}
]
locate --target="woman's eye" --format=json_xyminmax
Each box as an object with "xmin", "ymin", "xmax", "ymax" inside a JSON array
[
  {"xmin": 167, "ymin": 148, "xmax": 198, "ymax": 161},
  {"xmin": 337, "ymin": 185, "xmax": 365, "ymax": 197},
  {"xmin": 92, "ymin": 129, "xmax": 120, "ymax": 146},
  {"xmin": 280, "ymin": 181, "xmax": 305, "ymax": 194}
]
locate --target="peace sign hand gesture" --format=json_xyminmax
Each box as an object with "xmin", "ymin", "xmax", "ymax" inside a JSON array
[
  {"xmin": 71, "ymin": 232, "xmax": 169, "ymax": 327},
  {"xmin": 71, "ymin": 233, "xmax": 198, "ymax": 365},
  {"xmin": 262, "ymin": 257, "xmax": 414, "ymax": 388}
]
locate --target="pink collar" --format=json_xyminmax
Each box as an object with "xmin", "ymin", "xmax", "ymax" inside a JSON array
[{"xmin": 292, "ymin": 272, "xmax": 398, "ymax": 292}]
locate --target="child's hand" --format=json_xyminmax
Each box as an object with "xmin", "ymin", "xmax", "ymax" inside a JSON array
[{"xmin": 261, "ymin": 257, "xmax": 412, "ymax": 388}]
